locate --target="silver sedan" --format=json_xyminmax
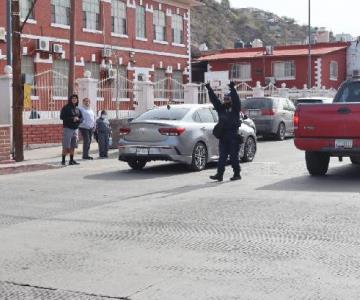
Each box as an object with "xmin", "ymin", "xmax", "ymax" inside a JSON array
[{"xmin": 118, "ymin": 104, "xmax": 257, "ymax": 171}]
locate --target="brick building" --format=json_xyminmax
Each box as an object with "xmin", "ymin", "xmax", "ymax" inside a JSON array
[
  {"xmin": 0, "ymin": 0, "xmax": 200, "ymax": 157},
  {"xmin": 194, "ymin": 42, "xmax": 349, "ymax": 89},
  {"xmin": 0, "ymin": 0, "xmax": 199, "ymax": 99}
]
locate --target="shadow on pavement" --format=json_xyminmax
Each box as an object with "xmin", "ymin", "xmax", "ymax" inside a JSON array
[
  {"xmin": 258, "ymin": 164, "xmax": 360, "ymax": 193},
  {"xmin": 84, "ymin": 162, "xmax": 217, "ymax": 181}
]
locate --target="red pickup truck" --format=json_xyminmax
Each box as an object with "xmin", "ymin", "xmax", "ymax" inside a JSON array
[{"xmin": 294, "ymin": 78, "xmax": 360, "ymax": 175}]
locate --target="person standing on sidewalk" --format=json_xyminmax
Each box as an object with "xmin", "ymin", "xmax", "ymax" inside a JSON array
[
  {"xmin": 79, "ymin": 98, "xmax": 96, "ymax": 160},
  {"xmin": 60, "ymin": 94, "xmax": 83, "ymax": 166},
  {"xmin": 95, "ymin": 110, "xmax": 112, "ymax": 158}
]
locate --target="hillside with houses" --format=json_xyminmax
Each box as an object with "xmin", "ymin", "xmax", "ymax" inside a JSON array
[{"xmin": 191, "ymin": 0, "xmax": 332, "ymax": 50}]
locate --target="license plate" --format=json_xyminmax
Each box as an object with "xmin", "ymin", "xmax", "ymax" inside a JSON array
[
  {"xmin": 248, "ymin": 110, "xmax": 260, "ymax": 117},
  {"xmin": 335, "ymin": 139, "xmax": 353, "ymax": 149},
  {"xmin": 136, "ymin": 147, "xmax": 149, "ymax": 155}
]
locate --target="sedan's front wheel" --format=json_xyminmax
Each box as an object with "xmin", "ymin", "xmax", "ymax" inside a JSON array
[
  {"xmin": 241, "ymin": 136, "xmax": 256, "ymax": 162},
  {"xmin": 127, "ymin": 158, "xmax": 147, "ymax": 170},
  {"xmin": 190, "ymin": 142, "xmax": 207, "ymax": 171}
]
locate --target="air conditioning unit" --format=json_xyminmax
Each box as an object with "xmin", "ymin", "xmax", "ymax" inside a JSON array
[
  {"xmin": 102, "ymin": 47, "xmax": 112, "ymax": 58},
  {"xmin": 107, "ymin": 68, "xmax": 116, "ymax": 78},
  {"xmin": 265, "ymin": 45, "xmax": 273, "ymax": 55},
  {"xmin": 0, "ymin": 27, "xmax": 5, "ymax": 41},
  {"xmin": 265, "ymin": 77, "xmax": 276, "ymax": 85},
  {"xmin": 37, "ymin": 38, "xmax": 50, "ymax": 52},
  {"xmin": 52, "ymin": 43, "xmax": 63, "ymax": 54}
]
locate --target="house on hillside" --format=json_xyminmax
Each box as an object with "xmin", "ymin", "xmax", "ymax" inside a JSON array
[{"xmin": 193, "ymin": 42, "xmax": 349, "ymax": 89}]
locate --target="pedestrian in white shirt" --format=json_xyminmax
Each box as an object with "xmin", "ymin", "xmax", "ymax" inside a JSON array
[{"xmin": 79, "ymin": 98, "xmax": 96, "ymax": 160}]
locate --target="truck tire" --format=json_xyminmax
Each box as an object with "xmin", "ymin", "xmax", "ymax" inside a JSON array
[
  {"xmin": 350, "ymin": 156, "xmax": 360, "ymax": 164},
  {"xmin": 305, "ymin": 151, "xmax": 330, "ymax": 176}
]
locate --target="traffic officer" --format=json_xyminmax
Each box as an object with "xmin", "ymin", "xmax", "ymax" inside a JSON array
[{"xmin": 205, "ymin": 81, "xmax": 241, "ymax": 181}]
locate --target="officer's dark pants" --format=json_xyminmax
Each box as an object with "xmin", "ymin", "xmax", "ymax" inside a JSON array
[
  {"xmin": 217, "ymin": 136, "xmax": 241, "ymax": 176},
  {"xmin": 98, "ymin": 134, "xmax": 109, "ymax": 157},
  {"xmin": 80, "ymin": 128, "xmax": 92, "ymax": 158}
]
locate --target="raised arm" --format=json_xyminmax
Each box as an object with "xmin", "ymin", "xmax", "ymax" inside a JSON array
[
  {"xmin": 205, "ymin": 83, "xmax": 222, "ymax": 111},
  {"xmin": 229, "ymin": 81, "xmax": 241, "ymax": 111}
]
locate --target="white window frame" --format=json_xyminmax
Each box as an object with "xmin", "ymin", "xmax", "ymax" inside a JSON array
[
  {"xmin": 230, "ymin": 63, "xmax": 252, "ymax": 81},
  {"xmin": 136, "ymin": 6, "xmax": 146, "ymax": 39},
  {"xmin": 20, "ymin": 0, "xmax": 34, "ymax": 20},
  {"xmin": 154, "ymin": 69, "xmax": 167, "ymax": 99},
  {"xmin": 84, "ymin": 62, "xmax": 100, "ymax": 80},
  {"xmin": 172, "ymin": 70, "xmax": 184, "ymax": 100},
  {"xmin": 51, "ymin": 0, "xmax": 70, "ymax": 26},
  {"xmin": 111, "ymin": 0, "xmax": 126, "ymax": 35},
  {"xmin": 153, "ymin": 10, "xmax": 166, "ymax": 42},
  {"xmin": 172, "ymin": 15, "xmax": 183, "ymax": 45},
  {"xmin": 272, "ymin": 61, "xmax": 296, "ymax": 80},
  {"xmin": 330, "ymin": 61, "xmax": 338, "ymax": 81},
  {"xmin": 83, "ymin": 0, "xmax": 101, "ymax": 31}
]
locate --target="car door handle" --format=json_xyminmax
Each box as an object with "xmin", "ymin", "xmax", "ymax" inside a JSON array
[
  {"xmin": 201, "ymin": 127, "xmax": 206, "ymax": 130},
  {"xmin": 337, "ymin": 107, "xmax": 351, "ymax": 114}
]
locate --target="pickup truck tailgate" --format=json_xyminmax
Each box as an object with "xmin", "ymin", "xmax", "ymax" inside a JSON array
[{"xmin": 297, "ymin": 103, "xmax": 360, "ymax": 138}]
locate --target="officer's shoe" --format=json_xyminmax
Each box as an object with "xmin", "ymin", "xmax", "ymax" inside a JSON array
[
  {"xmin": 69, "ymin": 160, "xmax": 80, "ymax": 165},
  {"xmin": 230, "ymin": 174, "xmax": 241, "ymax": 181},
  {"xmin": 209, "ymin": 174, "xmax": 223, "ymax": 182}
]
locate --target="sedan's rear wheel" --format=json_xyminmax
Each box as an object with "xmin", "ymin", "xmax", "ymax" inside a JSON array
[
  {"xmin": 276, "ymin": 122, "xmax": 286, "ymax": 140},
  {"xmin": 241, "ymin": 136, "xmax": 256, "ymax": 162},
  {"xmin": 190, "ymin": 142, "xmax": 207, "ymax": 171},
  {"xmin": 127, "ymin": 158, "xmax": 147, "ymax": 170}
]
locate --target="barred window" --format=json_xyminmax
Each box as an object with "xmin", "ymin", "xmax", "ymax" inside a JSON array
[
  {"xmin": 83, "ymin": 0, "xmax": 100, "ymax": 30},
  {"xmin": 51, "ymin": 0, "xmax": 70, "ymax": 25},
  {"xmin": 20, "ymin": 0, "xmax": 34, "ymax": 19},
  {"xmin": 53, "ymin": 60, "xmax": 69, "ymax": 97},
  {"xmin": 154, "ymin": 69, "xmax": 166, "ymax": 98},
  {"xmin": 172, "ymin": 15, "xmax": 183, "ymax": 44},
  {"xmin": 330, "ymin": 61, "xmax": 338, "ymax": 80},
  {"xmin": 84, "ymin": 62, "xmax": 100, "ymax": 80},
  {"xmin": 111, "ymin": 0, "xmax": 126, "ymax": 34},
  {"xmin": 273, "ymin": 61, "xmax": 295, "ymax": 79},
  {"xmin": 172, "ymin": 70, "xmax": 184, "ymax": 99},
  {"xmin": 230, "ymin": 64, "xmax": 251, "ymax": 81},
  {"xmin": 153, "ymin": 10, "xmax": 166, "ymax": 41},
  {"xmin": 136, "ymin": 6, "xmax": 146, "ymax": 39}
]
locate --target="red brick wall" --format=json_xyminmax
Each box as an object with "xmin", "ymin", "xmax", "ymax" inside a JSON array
[
  {"xmin": 23, "ymin": 124, "xmax": 63, "ymax": 146},
  {"xmin": 0, "ymin": 126, "xmax": 11, "ymax": 161}
]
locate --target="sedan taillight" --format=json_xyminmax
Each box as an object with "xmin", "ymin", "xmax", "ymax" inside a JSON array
[
  {"xmin": 119, "ymin": 127, "xmax": 131, "ymax": 135},
  {"xmin": 158, "ymin": 127, "xmax": 185, "ymax": 136}
]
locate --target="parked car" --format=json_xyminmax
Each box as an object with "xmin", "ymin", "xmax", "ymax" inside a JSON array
[
  {"xmin": 118, "ymin": 104, "xmax": 257, "ymax": 171},
  {"xmin": 294, "ymin": 97, "xmax": 333, "ymax": 106},
  {"xmin": 242, "ymin": 97, "xmax": 296, "ymax": 140}
]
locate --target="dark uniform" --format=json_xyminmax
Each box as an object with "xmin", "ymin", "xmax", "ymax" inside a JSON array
[{"xmin": 206, "ymin": 82, "xmax": 241, "ymax": 181}]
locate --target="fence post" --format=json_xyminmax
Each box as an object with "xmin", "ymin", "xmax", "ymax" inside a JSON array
[
  {"xmin": 184, "ymin": 83, "xmax": 199, "ymax": 104},
  {"xmin": 0, "ymin": 66, "xmax": 13, "ymax": 161},
  {"xmin": 253, "ymin": 81, "xmax": 264, "ymax": 97},
  {"xmin": 77, "ymin": 71, "xmax": 98, "ymax": 114},
  {"xmin": 279, "ymin": 83, "xmax": 289, "ymax": 98},
  {"xmin": 135, "ymin": 81, "xmax": 154, "ymax": 115}
]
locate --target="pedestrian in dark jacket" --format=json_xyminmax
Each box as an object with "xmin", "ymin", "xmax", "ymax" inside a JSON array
[
  {"xmin": 60, "ymin": 94, "xmax": 83, "ymax": 165},
  {"xmin": 205, "ymin": 81, "xmax": 242, "ymax": 181},
  {"xmin": 95, "ymin": 110, "xmax": 112, "ymax": 158}
]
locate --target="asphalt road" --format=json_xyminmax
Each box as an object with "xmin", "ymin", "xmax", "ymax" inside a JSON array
[{"xmin": 0, "ymin": 139, "xmax": 360, "ymax": 300}]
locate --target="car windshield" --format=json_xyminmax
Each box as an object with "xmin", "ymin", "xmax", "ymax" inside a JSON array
[
  {"xmin": 243, "ymin": 98, "xmax": 273, "ymax": 109},
  {"xmin": 135, "ymin": 106, "xmax": 190, "ymax": 121},
  {"xmin": 334, "ymin": 81, "xmax": 360, "ymax": 103}
]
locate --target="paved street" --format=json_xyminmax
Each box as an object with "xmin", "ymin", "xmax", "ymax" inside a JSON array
[{"xmin": 0, "ymin": 139, "xmax": 360, "ymax": 299}]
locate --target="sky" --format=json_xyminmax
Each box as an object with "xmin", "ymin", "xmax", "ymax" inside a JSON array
[{"xmin": 225, "ymin": 0, "xmax": 360, "ymax": 37}]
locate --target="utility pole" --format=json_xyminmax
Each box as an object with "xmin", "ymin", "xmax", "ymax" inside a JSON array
[
  {"xmin": 307, "ymin": 0, "xmax": 312, "ymax": 89},
  {"xmin": 12, "ymin": 0, "xmax": 23, "ymax": 162},
  {"xmin": 6, "ymin": 0, "xmax": 12, "ymax": 65},
  {"xmin": 68, "ymin": 0, "xmax": 76, "ymax": 97}
]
